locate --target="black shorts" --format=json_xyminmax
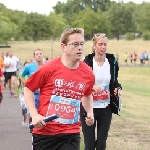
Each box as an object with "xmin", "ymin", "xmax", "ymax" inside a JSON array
[
  {"xmin": 22, "ymin": 108, "xmax": 27, "ymax": 115},
  {"xmin": 32, "ymin": 133, "xmax": 80, "ymax": 150},
  {"xmin": 5, "ymin": 72, "xmax": 17, "ymax": 83}
]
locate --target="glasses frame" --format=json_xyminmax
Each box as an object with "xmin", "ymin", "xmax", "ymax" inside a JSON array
[{"xmin": 66, "ymin": 42, "xmax": 85, "ymax": 48}]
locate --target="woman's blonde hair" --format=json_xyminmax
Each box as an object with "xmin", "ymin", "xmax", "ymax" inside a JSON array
[
  {"xmin": 60, "ymin": 28, "xmax": 84, "ymax": 45},
  {"xmin": 92, "ymin": 33, "xmax": 108, "ymax": 53}
]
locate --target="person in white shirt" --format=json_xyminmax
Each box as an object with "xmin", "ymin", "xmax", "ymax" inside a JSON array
[
  {"xmin": 80, "ymin": 33, "xmax": 122, "ymax": 150},
  {"xmin": 4, "ymin": 50, "xmax": 19, "ymax": 97}
]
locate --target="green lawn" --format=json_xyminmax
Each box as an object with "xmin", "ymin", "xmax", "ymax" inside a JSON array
[{"xmin": 80, "ymin": 66, "xmax": 150, "ymax": 150}]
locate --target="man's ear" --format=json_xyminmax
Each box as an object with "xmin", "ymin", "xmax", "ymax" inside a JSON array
[{"xmin": 61, "ymin": 43, "xmax": 66, "ymax": 51}]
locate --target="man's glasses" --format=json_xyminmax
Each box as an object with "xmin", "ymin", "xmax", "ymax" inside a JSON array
[{"xmin": 67, "ymin": 42, "xmax": 85, "ymax": 48}]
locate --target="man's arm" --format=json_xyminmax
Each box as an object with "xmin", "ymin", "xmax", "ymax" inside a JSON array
[
  {"xmin": 24, "ymin": 87, "xmax": 36, "ymax": 116},
  {"xmin": 24, "ymin": 87, "xmax": 46, "ymax": 127},
  {"xmin": 4, "ymin": 61, "xmax": 10, "ymax": 67},
  {"xmin": 81, "ymin": 95, "xmax": 93, "ymax": 115},
  {"xmin": 81, "ymin": 94, "xmax": 94, "ymax": 126},
  {"xmin": 16, "ymin": 57, "xmax": 19, "ymax": 68},
  {"xmin": 20, "ymin": 76, "xmax": 27, "ymax": 84},
  {"xmin": 4, "ymin": 58, "xmax": 10, "ymax": 68},
  {"xmin": 20, "ymin": 65, "xmax": 29, "ymax": 84}
]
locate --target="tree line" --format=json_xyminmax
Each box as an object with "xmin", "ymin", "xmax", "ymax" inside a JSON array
[{"xmin": 0, "ymin": 0, "xmax": 150, "ymax": 45}]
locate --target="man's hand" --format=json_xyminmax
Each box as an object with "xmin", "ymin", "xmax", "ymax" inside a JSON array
[
  {"xmin": 85, "ymin": 113, "xmax": 94, "ymax": 126},
  {"xmin": 31, "ymin": 114, "xmax": 46, "ymax": 128}
]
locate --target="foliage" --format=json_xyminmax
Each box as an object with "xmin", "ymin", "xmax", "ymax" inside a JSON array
[
  {"xmin": 109, "ymin": 2, "xmax": 135, "ymax": 40},
  {"xmin": 126, "ymin": 32, "xmax": 134, "ymax": 40},
  {"xmin": 1, "ymin": 1, "xmax": 150, "ymax": 43},
  {"xmin": 133, "ymin": 2, "xmax": 150, "ymax": 34},
  {"xmin": 47, "ymin": 13, "xmax": 67, "ymax": 37},
  {"xmin": 142, "ymin": 30, "xmax": 150, "ymax": 40},
  {"xmin": 0, "ymin": 13, "xmax": 18, "ymax": 45},
  {"xmin": 71, "ymin": 8, "xmax": 111, "ymax": 40}
]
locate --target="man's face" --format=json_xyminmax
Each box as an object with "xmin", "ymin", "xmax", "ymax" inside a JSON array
[
  {"xmin": 8, "ymin": 51, "xmax": 13, "ymax": 57},
  {"xmin": 62, "ymin": 33, "xmax": 84, "ymax": 61},
  {"xmin": 1, "ymin": 53, "xmax": 4, "ymax": 58},
  {"xmin": 34, "ymin": 50, "xmax": 43, "ymax": 62}
]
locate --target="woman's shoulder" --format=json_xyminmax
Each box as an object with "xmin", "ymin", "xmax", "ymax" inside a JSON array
[
  {"xmin": 106, "ymin": 53, "xmax": 115, "ymax": 58},
  {"xmin": 84, "ymin": 53, "xmax": 94, "ymax": 62}
]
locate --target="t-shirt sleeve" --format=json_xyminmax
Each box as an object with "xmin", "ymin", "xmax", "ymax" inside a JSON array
[
  {"xmin": 4, "ymin": 58, "xmax": 8, "ymax": 65},
  {"xmin": 21, "ymin": 65, "xmax": 29, "ymax": 77},
  {"xmin": 25, "ymin": 64, "xmax": 50, "ymax": 92},
  {"xmin": 84, "ymin": 73, "xmax": 95, "ymax": 96},
  {"xmin": 15, "ymin": 56, "xmax": 19, "ymax": 62}
]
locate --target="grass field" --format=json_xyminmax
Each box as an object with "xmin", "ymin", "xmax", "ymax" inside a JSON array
[
  {"xmin": 0, "ymin": 39, "xmax": 149, "ymax": 65},
  {"xmin": 1, "ymin": 40, "xmax": 150, "ymax": 149},
  {"xmin": 102, "ymin": 67, "xmax": 150, "ymax": 150},
  {"xmin": 80, "ymin": 67, "xmax": 150, "ymax": 150}
]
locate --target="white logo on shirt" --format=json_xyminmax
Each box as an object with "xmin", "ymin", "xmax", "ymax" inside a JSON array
[{"xmin": 55, "ymin": 79, "xmax": 64, "ymax": 88}]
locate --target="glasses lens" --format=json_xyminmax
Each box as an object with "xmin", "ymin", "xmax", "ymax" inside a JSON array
[
  {"xmin": 74, "ymin": 43, "xmax": 79, "ymax": 47},
  {"xmin": 67, "ymin": 42, "xmax": 84, "ymax": 48}
]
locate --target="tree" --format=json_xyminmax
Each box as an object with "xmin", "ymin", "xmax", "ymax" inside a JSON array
[
  {"xmin": 0, "ymin": 13, "xmax": 18, "ymax": 45},
  {"xmin": 23, "ymin": 13, "xmax": 49, "ymax": 41},
  {"xmin": 133, "ymin": 2, "xmax": 150, "ymax": 34},
  {"xmin": 109, "ymin": 3, "xmax": 134, "ymax": 40},
  {"xmin": 71, "ymin": 8, "xmax": 111, "ymax": 39},
  {"xmin": 47, "ymin": 13, "xmax": 67, "ymax": 38},
  {"xmin": 80, "ymin": 0, "xmax": 111, "ymax": 11}
]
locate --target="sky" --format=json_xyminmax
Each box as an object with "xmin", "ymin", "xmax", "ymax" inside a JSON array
[{"xmin": 0, "ymin": 0, "xmax": 150, "ymax": 15}]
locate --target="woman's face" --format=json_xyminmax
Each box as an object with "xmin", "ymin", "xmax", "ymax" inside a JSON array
[{"xmin": 95, "ymin": 37, "xmax": 107, "ymax": 56}]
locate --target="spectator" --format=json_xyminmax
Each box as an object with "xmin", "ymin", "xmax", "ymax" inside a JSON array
[
  {"xmin": 124, "ymin": 52, "xmax": 128, "ymax": 66},
  {"xmin": 133, "ymin": 51, "xmax": 137, "ymax": 65},
  {"xmin": 144, "ymin": 51, "xmax": 149, "ymax": 64},
  {"xmin": 130, "ymin": 53, "xmax": 133, "ymax": 66},
  {"xmin": 139, "ymin": 52, "xmax": 144, "ymax": 66}
]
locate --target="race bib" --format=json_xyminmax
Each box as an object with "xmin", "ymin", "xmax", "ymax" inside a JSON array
[
  {"xmin": 46, "ymin": 95, "xmax": 80, "ymax": 124},
  {"xmin": 92, "ymin": 85, "xmax": 110, "ymax": 108}
]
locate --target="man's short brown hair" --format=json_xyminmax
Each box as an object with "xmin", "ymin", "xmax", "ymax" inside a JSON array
[
  {"xmin": 33, "ymin": 49, "xmax": 43, "ymax": 56},
  {"xmin": 60, "ymin": 28, "xmax": 84, "ymax": 45}
]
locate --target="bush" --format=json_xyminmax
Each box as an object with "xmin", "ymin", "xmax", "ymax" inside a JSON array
[
  {"xmin": 126, "ymin": 32, "xmax": 134, "ymax": 40},
  {"xmin": 142, "ymin": 31, "xmax": 150, "ymax": 41}
]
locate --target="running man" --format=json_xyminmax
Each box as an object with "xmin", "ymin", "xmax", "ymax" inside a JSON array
[
  {"xmin": 20, "ymin": 49, "xmax": 44, "ymax": 128},
  {"xmin": 4, "ymin": 50, "xmax": 19, "ymax": 97},
  {"xmin": 24, "ymin": 28, "xmax": 95, "ymax": 150},
  {"xmin": 18, "ymin": 61, "xmax": 30, "ymax": 126}
]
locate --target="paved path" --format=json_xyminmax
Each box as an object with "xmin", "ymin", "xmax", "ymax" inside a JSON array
[{"xmin": 0, "ymin": 90, "xmax": 32, "ymax": 150}]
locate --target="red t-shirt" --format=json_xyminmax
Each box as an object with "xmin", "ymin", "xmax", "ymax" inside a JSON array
[{"xmin": 25, "ymin": 57, "xmax": 95, "ymax": 135}]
